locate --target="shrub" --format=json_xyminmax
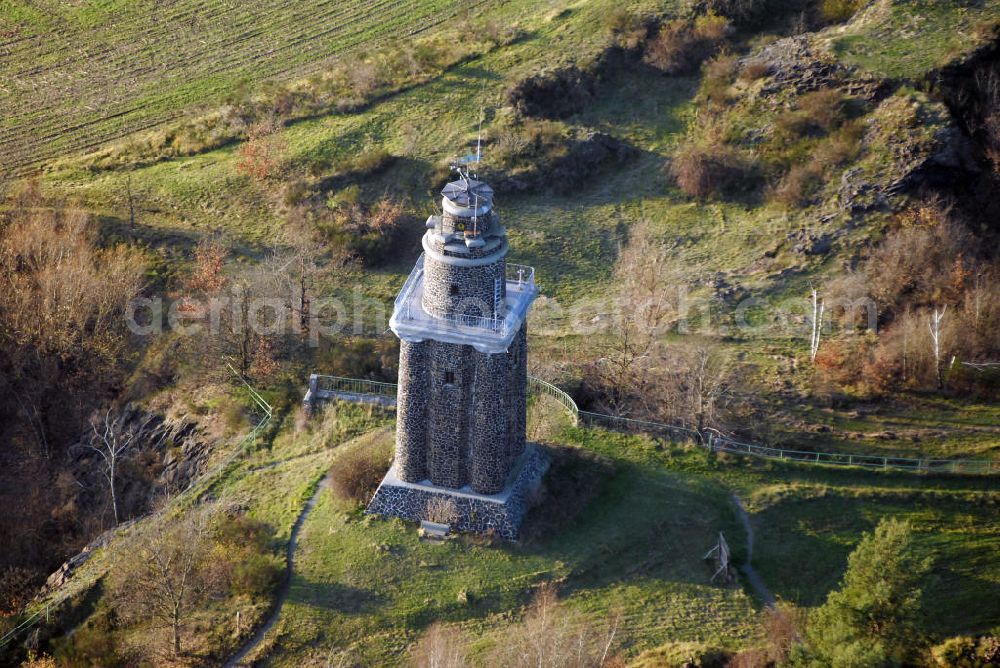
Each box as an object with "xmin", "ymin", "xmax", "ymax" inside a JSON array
[
  {"xmin": 0, "ymin": 566, "xmax": 37, "ymax": 616},
  {"xmin": 768, "ymin": 162, "xmax": 824, "ymax": 208},
  {"xmin": 485, "ymin": 583, "xmax": 622, "ymax": 667},
  {"xmin": 603, "ymin": 8, "xmax": 647, "ymax": 50},
  {"xmin": 670, "ymin": 140, "xmax": 756, "ymax": 199},
  {"xmin": 819, "ymin": 0, "xmax": 865, "ymax": 24},
  {"xmin": 739, "ymin": 59, "xmax": 771, "ymax": 81},
  {"xmin": 236, "ymin": 120, "xmax": 287, "ymax": 181},
  {"xmin": 328, "ymin": 440, "xmax": 393, "ymax": 504},
  {"xmin": 644, "ymin": 15, "xmax": 731, "ymax": 75},
  {"xmin": 321, "ymin": 197, "xmax": 414, "ymax": 266},
  {"xmin": 774, "ymin": 88, "xmax": 848, "ymax": 141},
  {"xmin": 231, "ymin": 552, "xmax": 282, "ymax": 598},
  {"xmin": 410, "ymin": 623, "xmax": 467, "ymax": 668},
  {"xmin": 506, "ymin": 66, "xmax": 596, "ymax": 119},
  {"xmin": 209, "ymin": 513, "xmax": 282, "ymax": 599},
  {"xmin": 699, "ymin": 53, "xmax": 739, "ymax": 106},
  {"xmin": 798, "ymin": 88, "xmax": 849, "ymax": 132},
  {"xmin": 932, "ymin": 636, "xmax": 978, "ymax": 667},
  {"xmin": 704, "ymin": 0, "xmax": 777, "ymax": 24}
]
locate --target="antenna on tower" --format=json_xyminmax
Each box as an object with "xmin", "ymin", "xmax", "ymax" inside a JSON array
[
  {"xmin": 472, "ymin": 189, "xmax": 479, "ymax": 237},
  {"xmin": 474, "ymin": 107, "xmax": 483, "ymax": 178}
]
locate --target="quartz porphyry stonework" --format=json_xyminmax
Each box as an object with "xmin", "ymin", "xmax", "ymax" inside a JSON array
[
  {"xmin": 367, "ymin": 444, "xmax": 549, "ymax": 540},
  {"xmin": 367, "ymin": 171, "xmax": 544, "ymax": 540}
]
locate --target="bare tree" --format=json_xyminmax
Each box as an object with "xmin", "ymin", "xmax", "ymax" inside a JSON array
[
  {"xmin": 928, "ymin": 305, "xmax": 948, "ymax": 389},
  {"xmin": 810, "ymin": 289, "xmax": 825, "ymax": 363},
  {"xmin": 592, "ymin": 316, "xmax": 653, "ymax": 416},
  {"xmin": 485, "ymin": 583, "xmax": 620, "ymax": 668},
  {"xmin": 615, "ymin": 219, "xmax": 684, "ymax": 334},
  {"xmin": 87, "ymin": 409, "xmax": 138, "ymax": 526},
  {"xmin": 111, "ymin": 508, "xmax": 222, "ymax": 658},
  {"xmin": 263, "ymin": 246, "xmax": 321, "ymax": 340},
  {"xmin": 409, "ymin": 623, "xmax": 467, "ymax": 668}
]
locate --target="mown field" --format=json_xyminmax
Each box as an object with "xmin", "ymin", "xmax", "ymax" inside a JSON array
[{"xmin": 0, "ymin": 0, "xmax": 486, "ymax": 174}]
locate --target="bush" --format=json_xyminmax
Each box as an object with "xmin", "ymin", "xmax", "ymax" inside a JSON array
[
  {"xmin": 506, "ymin": 66, "xmax": 596, "ymax": 119},
  {"xmin": 703, "ymin": 0, "xmax": 777, "ymax": 24},
  {"xmin": 321, "ymin": 196, "xmax": 414, "ymax": 266},
  {"xmin": 644, "ymin": 14, "xmax": 731, "ymax": 75},
  {"xmin": 410, "ymin": 623, "xmax": 467, "ymax": 668},
  {"xmin": 328, "ymin": 439, "xmax": 393, "ymax": 504},
  {"xmin": 670, "ymin": 140, "xmax": 757, "ymax": 199},
  {"xmin": 768, "ymin": 162, "xmax": 824, "ymax": 208},
  {"xmin": 210, "ymin": 513, "xmax": 282, "ymax": 598},
  {"xmin": 819, "ymin": 0, "xmax": 865, "ymax": 24},
  {"xmin": 699, "ymin": 53, "xmax": 739, "ymax": 106}
]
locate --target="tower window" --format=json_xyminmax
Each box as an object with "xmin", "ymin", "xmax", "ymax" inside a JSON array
[
  {"xmin": 449, "ymin": 284, "xmax": 459, "ymax": 296},
  {"xmin": 444, "ymin": 371, "xmax": 455, "ymax": 384}
]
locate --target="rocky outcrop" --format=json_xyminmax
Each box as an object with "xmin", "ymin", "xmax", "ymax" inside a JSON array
[
  {"xmin": 39, "ymin": 520, "xmax": 133, "ymax": 597},
  {"xmin": 66, "ymin": 404, "xmax": 212, "ymax": 524},
  {"xmin": 837, "ymin": 91, "xmax": 979, "ymax": 215}
]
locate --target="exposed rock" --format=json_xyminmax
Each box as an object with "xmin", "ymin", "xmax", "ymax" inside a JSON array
[
  {"xmin": 787, "ymin": 229, "xmax": 835, "ymax": 256},
  {"xmin": 743, "ymin": 34, "xmax": 891, "ymax": 104},
  {"xmin": 65, "ymin": 404, "xmax": 212, "ymax": 526},
  {"xmin": 38, "ymin": 520, "xmax": 134, "ymax": 597},
  {"xmin": 838, "ymin": 92, "xmax": 979, "ymax": 215}
]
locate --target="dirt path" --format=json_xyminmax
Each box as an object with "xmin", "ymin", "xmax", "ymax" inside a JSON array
[
  {"xmin": 730, "ymin": 493, "xmax": 776, "ymax": 608},
  {"xmin": 224, "ymin": 478, "xmax": 327, "ymax": 667}
]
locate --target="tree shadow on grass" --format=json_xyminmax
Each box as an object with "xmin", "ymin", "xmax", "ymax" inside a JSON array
[{"xmin": 288, "ymin": 578, "xmax": 384, "ymax": 615}]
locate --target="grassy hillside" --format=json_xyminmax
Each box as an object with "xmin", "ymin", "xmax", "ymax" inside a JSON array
[
  {"xmin": 33, "ymin": 0, "xmax": 999, "ymax": 459},
  {"xmin": 2, "ymin": 0, "xmax": 1000, "ymax": 664}
]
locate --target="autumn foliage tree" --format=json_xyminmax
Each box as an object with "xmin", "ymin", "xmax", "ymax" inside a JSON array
[
  {"xmin": 0, "ymin": 186, "xmax": 146, "ymax": 593},
  {"xmin": 236, "ymin": 120, "xmax": 287, "ymax": 182}
]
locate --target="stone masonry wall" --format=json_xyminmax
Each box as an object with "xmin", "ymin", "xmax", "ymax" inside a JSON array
[
  {"xmin": 471, "ymin": 349, "xmax": 511, "ymax": 494},
  {"xmin": 507, "ymin": 323, "xmax": 528, "ymax": 470},
  {"xmin": 395, "ymin": 339, "xmax": 429, "ymax": 482},
  {"xmin": 367, "ymin": 445, "xmax": 550, "ymax": 541},
  {"xmin": 426, "ymin": 341, "xmax": 471, "ymax": 488},
  {"xmin": 422, "ymin": 250, "xmax": 507, "ymax": 320}
]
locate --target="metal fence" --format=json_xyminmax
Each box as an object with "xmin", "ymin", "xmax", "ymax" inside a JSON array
[
  {"xmin": 0, "ymin": 365, "xmax": 273, "ymax": 654},
  {"xmin": 311, "ymin": 374, "xmax": 398, "ymax": 400},
  {"xmin": 308, "ymin": 373, "xmax": 999, "ymax": 477},
  {"xmin": 705, "ymin": 430, "xmax": 1000, "ymax": 475}
]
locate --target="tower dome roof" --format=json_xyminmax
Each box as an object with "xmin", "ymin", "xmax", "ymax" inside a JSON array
[{"xmin": 441, "ymin": 175, "xmax": 493, "ymax": 216}]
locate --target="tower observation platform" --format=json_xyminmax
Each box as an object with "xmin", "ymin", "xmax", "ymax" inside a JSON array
[{"xmin": 368, "ymin": 170, "xmax": 548, "ymax": 540}]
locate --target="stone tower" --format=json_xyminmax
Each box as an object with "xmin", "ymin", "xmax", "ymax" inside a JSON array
[{"xmin": 367, "ymin": 171, "xmax": 547, "ymax": 539}]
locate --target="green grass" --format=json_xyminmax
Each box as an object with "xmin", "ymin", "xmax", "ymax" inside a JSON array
[
  {"xmin": 222, "ymin": 410, "xmax": 1000, "ymax": 666},
  {"xmin": 747, "ymin": 484, "xmax": 1000, "ymax": 637},
  {"xmin": 823, "ymin": 0, "xmax": 1000, "ymax": 80},
  {"xmin": 37, "ymin": 0, "xmax": 996, "ymax": 464},
  {"xmin": 257, "ymin": 427, "xmax": 760, "ymax": 666}
]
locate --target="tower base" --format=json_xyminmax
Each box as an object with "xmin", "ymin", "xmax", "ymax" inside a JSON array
[{"xmin": 366, "ymin": 445, "xmax": 549, "ymax": 541}]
